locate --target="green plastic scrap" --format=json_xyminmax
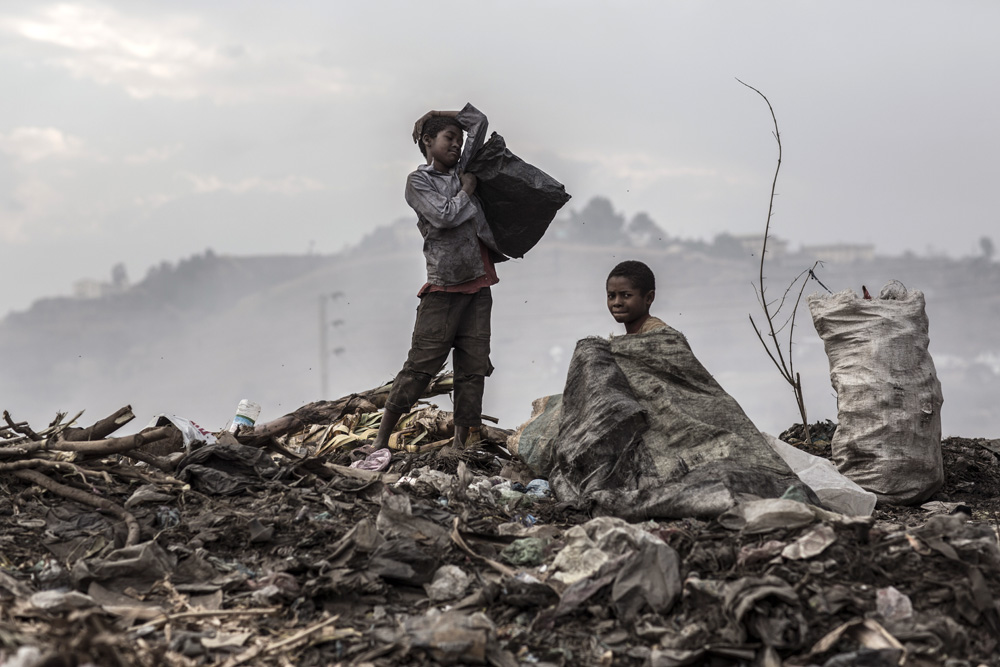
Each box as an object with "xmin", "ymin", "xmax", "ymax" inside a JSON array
[
  {"xmin": 500, "ymin": 537, "xmax": 548, "ymax": 567},
  {"xmin": 498, "ymin": 488, "xmax": 534, "ymax": 509},
  {"xmin": 780, "ymin": 485, "xmax": 811, "ymax": 504}
]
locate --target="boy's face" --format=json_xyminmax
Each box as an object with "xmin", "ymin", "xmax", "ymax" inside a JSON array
[
  {"xmin": 423, "ymin": 126, "xmax": 464, "ymax": 171},
  {"xmin": 607, "ymin": 276, "xmax": 654, "ymax": 325}
]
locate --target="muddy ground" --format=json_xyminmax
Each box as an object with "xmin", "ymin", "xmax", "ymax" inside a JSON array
[{"xmin": 1, "ymin": 406, "xmax": 999, "ymax": 667}]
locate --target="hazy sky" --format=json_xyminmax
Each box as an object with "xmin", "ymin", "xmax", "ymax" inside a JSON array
[{"xmin": 2, "ymin": 1, "xmax": 998, "ymax": 316}]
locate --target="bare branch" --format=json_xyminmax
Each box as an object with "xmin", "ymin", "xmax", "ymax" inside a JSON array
[
  {"xmin": 60, "ymin": 406, "xmax": 135, "ymax": 441},
  {"xmin": 739, "ymin": 78, "xmax": 813, "ymax": 441},
  {"xmin": 12, "ymin": 468, "xmax": 141, "ymax": 546}
]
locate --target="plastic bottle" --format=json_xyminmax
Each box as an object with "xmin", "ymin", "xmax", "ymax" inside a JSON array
[{"xmin": 229, "ymin": 399, "xmax": 261, "ymax": 433}]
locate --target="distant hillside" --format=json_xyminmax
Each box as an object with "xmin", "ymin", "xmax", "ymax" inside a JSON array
[{"xmin": 2, "ymin": 210, "xmax": 998, "ymax": 438}]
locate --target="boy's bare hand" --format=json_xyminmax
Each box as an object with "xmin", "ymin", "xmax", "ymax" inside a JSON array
[
  {"xmin": 460, "ymin": 172, "xmax": 477, "ymax": 194},
  {"xmin": 412, "ymin": 109, "xmax": 460, "ymax": 143},
  {"xmin": 412, "ymin": 111, "xmax": 434, "ymax": 143}
]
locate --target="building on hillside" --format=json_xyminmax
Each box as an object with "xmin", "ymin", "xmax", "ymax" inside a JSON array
[
  {"xmin": 73, "ymin": 279, "xmax": 104, "ymax": 299},
  {"xmin": 731, "ymin": 234, "xmax": 789, "ymax": 259},
  {"xmin": 72, "ymin": 276, "xmax": 130, "ymax": 300},
  {"xmin": 798, "ymin": 243, "xmax": 876, "ymax": 264}
]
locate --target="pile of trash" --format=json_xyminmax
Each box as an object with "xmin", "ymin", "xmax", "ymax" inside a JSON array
[{"xmin": 2, "ymin": 372, "xmax": 999, "ymax": 667}]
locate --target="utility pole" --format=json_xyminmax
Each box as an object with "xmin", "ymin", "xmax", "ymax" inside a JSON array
[
  {"xmin": 318, "ymin": 291, "xmax": 345, "ymax": 398},
  {"xmin": 319, "ymin": 295, "xmax": 328, "ymax": 398}
]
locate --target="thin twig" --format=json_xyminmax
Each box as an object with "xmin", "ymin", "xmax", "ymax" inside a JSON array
[
  {"xmin": 0, "ymin": 458, "xmax": 99, "ymax": 484},
  {"xmin": 3, "ymin": 411, "xmax": 40, "ymax": 441},
  {"xmin": 809, "ymin": 268, "xmax": 833, "ymax": 294},
  {"xmin": 738, "ymin": 78, "xmax": 813, "ymax": 442},
  {"xmin": 786, "ymin": 261, "xmax": 822, "ymax": 380},
  {"xmin": 222, "ymin": 615, "xmax": 341, "ymax": 667},
  {"xmin": 135, "ymin": 607, "xmax": 279, "ymax": 633}
]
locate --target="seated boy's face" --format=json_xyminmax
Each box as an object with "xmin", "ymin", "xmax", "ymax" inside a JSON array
[
  {"xmin": 607, "ymin": 276, "xmax": 653, "ymax": 325},
  {"xmin": 425, "ymin": 127, "xmax": 464, "ymax": 169}
]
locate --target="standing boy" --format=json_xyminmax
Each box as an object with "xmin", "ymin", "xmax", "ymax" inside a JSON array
[
  {"xmin": 372, "ymin": 104, "xmax": 504, "ymax": 449},
  {"xmin": 606, "ymin": 260, "xmax": 667, "ymax": 335}
]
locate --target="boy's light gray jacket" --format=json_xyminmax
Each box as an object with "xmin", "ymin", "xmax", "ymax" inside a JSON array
[{"xmin": 405, "ymin": 103, "xmax": 503, "ymax": 286}]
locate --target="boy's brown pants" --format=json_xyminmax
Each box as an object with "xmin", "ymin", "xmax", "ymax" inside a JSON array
[{"xmin": 384, "ymin": 287, "xmax": 493, "ymax": 427}]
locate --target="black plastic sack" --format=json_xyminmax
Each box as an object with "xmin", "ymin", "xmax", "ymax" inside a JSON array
[{"xmin": 466, "ymin": 132, "xmax": 571, "ymax": 258}]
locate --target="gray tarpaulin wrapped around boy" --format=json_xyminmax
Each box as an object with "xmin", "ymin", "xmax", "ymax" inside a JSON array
[{"xmin": 547, "ymin": 325, "xmax": 816, "ymax": 520}]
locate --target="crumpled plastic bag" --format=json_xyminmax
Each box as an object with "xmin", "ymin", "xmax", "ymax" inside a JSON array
[
  {"xmin": 404, "ymin": 609, "xmax": 510, "ymax": 665},
  {"xmin": 146, "ymin": 414, "xmax": 217, "ymax": 448},
  {"xmin": 424, "ymin": 565, "xmax": 472, "ymax": 602},
  {"xmin": 175, "ymin": 443, "xmax": 278, "ymax": 495},
  {"xmin": 723, "ymin": 575, "xmax": 807, "ymax": 649},
  {"xmin": 611, "ymin": 540, "xmax": 681, "ymax": 620},
  {"xmin": 466, "ymin": 132, "xmax": 571, "ymax": 258},
  {"xmin": 71, "ymin": 541, "xmax": 176, "ymax": 594},
  {"xmin": 350, "ymin": 447, "xmax": 391, "ymax": 471},
  {"xmin": 718, "ymin": 498, "xmax": 844, "ymax": 535},
  {"xmin": 550, "ymin": 517, "xmax": 664, "ymax": 585}
]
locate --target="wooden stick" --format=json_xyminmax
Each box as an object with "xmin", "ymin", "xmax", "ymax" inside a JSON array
[
  {"xmin": 222, "ymin": 615, "xmax": 341, "ymax": 667},
  {"xmin": 323, "ymin": 462, "xmax": 400, "ymax": 485},
  {"xmin": 450, "ymin": 517, "xmax": 518, "ymax": 578},
  {"xmin": 12, "ymin": 468, "xmax": 141, "ymax": 547},
  {"xmin": 0, "ymin": 426, "xmax": 173, "ymax": 459},
  {"xmin": 135, "ymin": 607, "xmax": 279, "ymax": 632},
  {"xmin": 0, "ymin": 458, "xmax": 97, "ymax": 483},
  {"xmin": 243, "ymin": 373, "xmax": 456, "ymax": 445},
  {"xmin": 60, "ymin": 406, "xmax": 135, "ymax": 441},
  {"xmin": 3, "ymin": 410, "xmax": 40, "ymax": 441},
  {"xmin": 122, "ymin": 449, "xmax": 179, "ymax": 473},
  {"xmin": 54, "ymin": 426, "xmax": 174, "ymax": 455},
  {"xmin": 88, "ymin": 461, "xmax": 185, "ymax": 486}
]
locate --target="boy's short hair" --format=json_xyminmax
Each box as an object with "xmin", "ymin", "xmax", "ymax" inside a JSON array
[
  {"xmin": 418, "ymin": 116, "xmax": 464, "ymax": 157},
  {"xmin": 607, "ymin": 260, "xmax": 655, "ymax": 294}
]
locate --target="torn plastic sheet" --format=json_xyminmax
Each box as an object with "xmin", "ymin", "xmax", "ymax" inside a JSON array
[
  {"xmin": 550, "ymin": 517, "xmax": 665, "ymax": 585},
  {"xmin": 806, "ymin": 618, "xmax": 905, "ymax": 665},
  {"xmin": 404, "ymin": 609, "xmax": 513, "ymax": 666},
  {"xmin": 764, "ymin": 433, "xmax": 877, "ymax": 516},
  {"xmin": 718, "ymin": 498, "xmax": 854, "ymax": 535},
  {"xmin": 781, "ymin": 524, "xmax": 837, "ymax": 560},
  {"xmin": 611, "ymin": 539, "xmax": 681, "ymax": 620},
  {"xmin": 724, "ymin": 575, "xmax": 806, "ymax": 649},
  {"xmin": 508, "ymin": 393, "xmax": 562, "ymax": 478},
  {"xmin": 175, "ymin": 443, "xmax": 279, "ymax": 495},
  {"xmin": 71, "ymin": 541, "xmax": 176, "ymax": 594}
]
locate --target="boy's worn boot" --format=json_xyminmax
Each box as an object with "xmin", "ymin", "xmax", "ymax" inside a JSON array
[
  {"xmin": 462, "ymin": 426, "xmax": 482, "ymax": 449},
  {"xmin": 454, "ymin": 425, "xmax": 482, "ymax": 448}
]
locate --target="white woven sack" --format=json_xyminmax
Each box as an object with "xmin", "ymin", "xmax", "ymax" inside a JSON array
[{"xmin": 808, "ymin": 284, "xmax": 944, "ymax": 505}]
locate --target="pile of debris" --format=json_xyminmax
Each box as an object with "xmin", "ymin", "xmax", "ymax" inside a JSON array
[{"xmin": 2, "ymin": 379, "xmax": 999, "ymax": 667}]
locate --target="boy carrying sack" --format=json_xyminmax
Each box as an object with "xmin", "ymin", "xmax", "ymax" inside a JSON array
[{"xmin": 372, "ymin": 104, "xmax": 506, "ymax": 449}]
